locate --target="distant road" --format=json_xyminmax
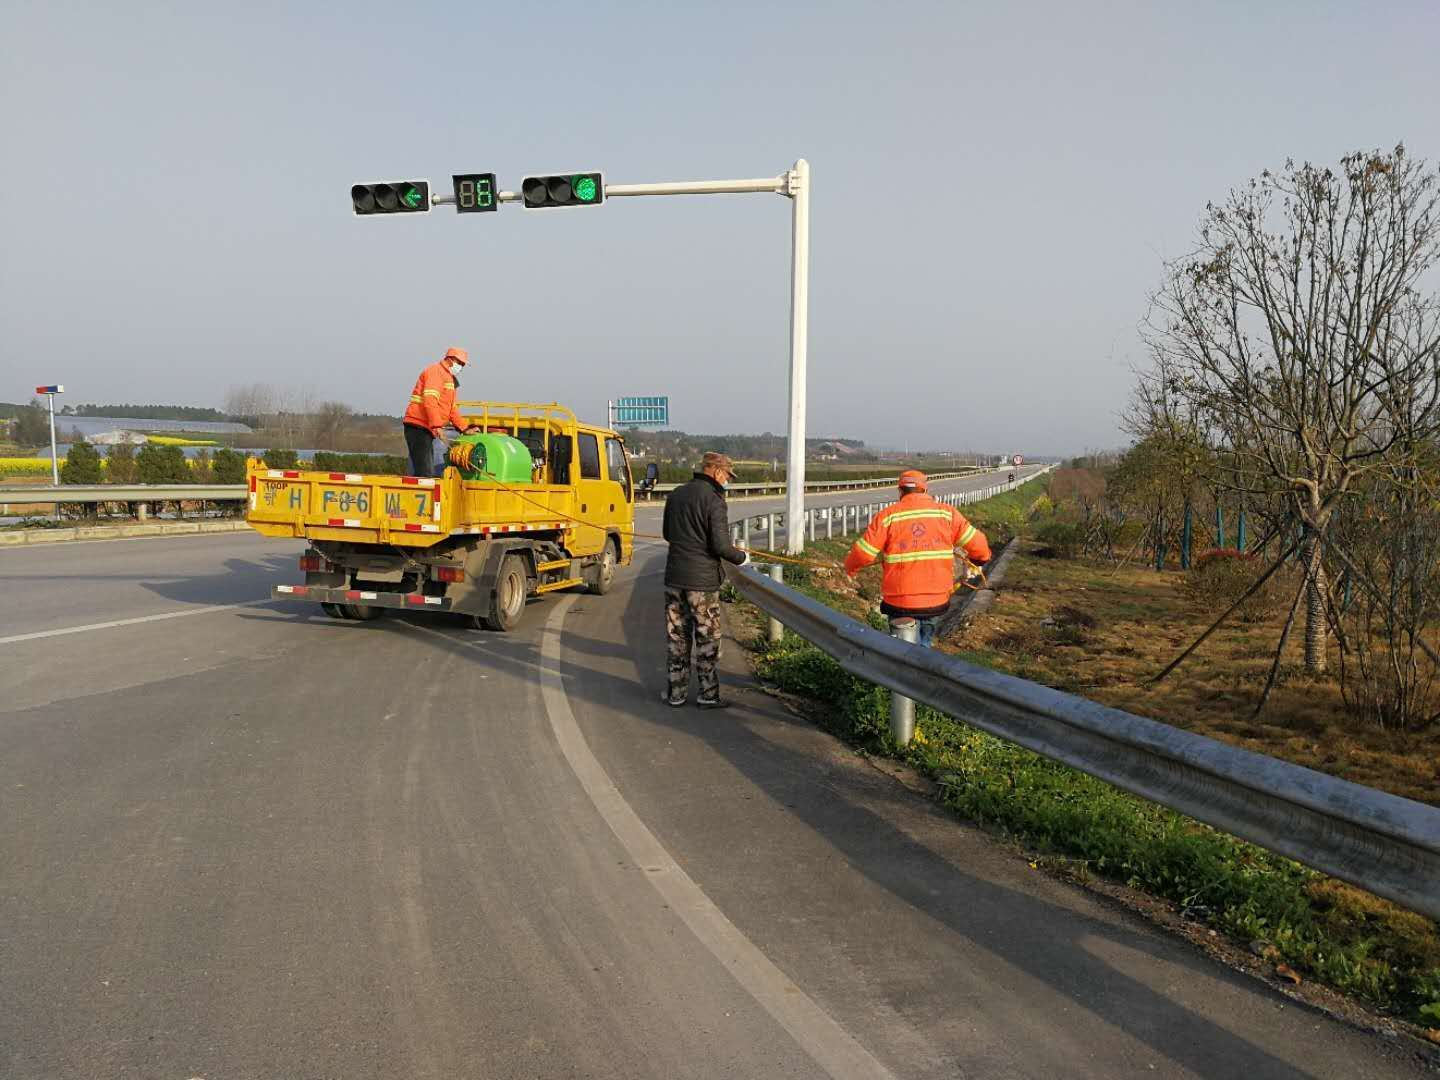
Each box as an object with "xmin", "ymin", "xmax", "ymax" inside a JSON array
[{"xmin": 0, "ymin": 465, "xmax": 1425, "ymax": 1078}]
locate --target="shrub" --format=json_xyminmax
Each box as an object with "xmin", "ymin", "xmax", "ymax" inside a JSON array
[
  {"xmin": 1181, "ymin": 548, "xmax": 1281, "ymax": 622},
  {"xmin": 262, "ymin": 448, "xmax": 299, "ymax": 470},
  {"xmin": 106, "ymin": 443, "xmax": 137, "ymax": 483},
  {"xmin": 60, "ymin": 441, "xmax": 102, "ymax": 484},
  {"xmin": 311, "ymin": 451, "xmax": 409, "ymax": 475},
  {"xmin": 136, "ymin": 444, "xmax": 189, "ymax": 484},
  {"xmin": 1034, "ymin": 520, "xmax": 1082, "ymax": 559},
  {"xmin": 191, "ymin": 449, "xmax": 214, "ymax": 483},
  {"xmin": 211, "ymin": 448, "xmax": 246, "ymax": 484}
]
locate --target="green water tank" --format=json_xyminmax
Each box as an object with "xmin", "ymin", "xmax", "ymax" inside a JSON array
[{"xmin": 452, "ymin": 432, "xmax": 533, "ymax": 484}]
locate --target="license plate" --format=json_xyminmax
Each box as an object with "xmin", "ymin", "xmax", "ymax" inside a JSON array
[
  {"xmin": 317, "ymin": 485, "xmax": 372, "ymax": 517},
  {"xmin": 256, "ymin": 478, "xmax": 307, "ymax": 513},
  {"xmin": 378, "ymin": 486, "xmax": 433, "ymax": 524}
]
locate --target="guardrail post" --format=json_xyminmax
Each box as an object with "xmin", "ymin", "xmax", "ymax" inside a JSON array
[
  {"xmin": 767, "ymin": 563, "xmax": 784, "ymax": 643},
  {"xmin": 137, "ymin": 502, "xmax": 150, "ymax": 522},
  {"xmin": 807, "ymin": 509, "xmax": 816, "ymax": 543},
  {"xmin": 825, "ymin": 506, "xmax": 833, "ymax": 539},
  {"xmin": 768, "ymin": 514, "xmax": 776, "ymax": 553},
  {"xmin": 889, "ymin": 619, "xmax": 918, "ymax": 746},
  {"xmin": 741, "ymin": 516, "xmax": 750, "ymax": 548}
]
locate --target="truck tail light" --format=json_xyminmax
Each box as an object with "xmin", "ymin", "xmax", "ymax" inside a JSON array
[
  {"xmin": 300, "ymin": 554, "xmax": 329, "ymax": 573},
  {"xmin": 435, "ymin": 565, "xmax": 465, "ymax": 583}
]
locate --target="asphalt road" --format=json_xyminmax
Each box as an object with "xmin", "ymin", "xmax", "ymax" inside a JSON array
[{"xmin": 1, "ymin": 471, "xmax": 1430, "ymax": 1078}]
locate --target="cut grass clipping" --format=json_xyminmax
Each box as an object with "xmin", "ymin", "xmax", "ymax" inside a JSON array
[{"xmin": 745, "ymin": 484, "xmax": 1440, "ymax": 1027}]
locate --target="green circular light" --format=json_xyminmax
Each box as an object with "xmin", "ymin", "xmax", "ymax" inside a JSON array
[{"xmin": 573, "ymin": 176, "xmax": 597, "ymax": 202}]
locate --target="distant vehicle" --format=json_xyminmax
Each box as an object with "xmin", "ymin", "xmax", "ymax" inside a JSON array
[{"xmin": 248, "ymin": 402, "xmax": 634, "ymax": 631}]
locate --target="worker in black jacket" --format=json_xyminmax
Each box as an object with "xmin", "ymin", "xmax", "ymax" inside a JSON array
[{"xmin": 661, "ymin": 451, "xmax": 749, "ymax": 708}]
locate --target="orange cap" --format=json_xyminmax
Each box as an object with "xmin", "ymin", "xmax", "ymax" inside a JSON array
[
  {"xmin": 898, "ymin": 469, "xmax": 928, "ymax": 492},
  {"xmin": 444, "ymin": 347, "xmax": 469, "ymax": 366}
]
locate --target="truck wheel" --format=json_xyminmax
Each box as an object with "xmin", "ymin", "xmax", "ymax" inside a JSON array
[
  {"xmin": 479, "ymin": 556, "xmax": 528, "ymax": 631},
  {"xmin": 321, "ymin": 602, "xmax": 348, "ymax": 619},
  {"xmin": 585, "ymin": 540, "xmax": 617, "ymax": 596},
  {"xmin": 345, "ymin": 604, "xmax": 384, "ymax": 621}
]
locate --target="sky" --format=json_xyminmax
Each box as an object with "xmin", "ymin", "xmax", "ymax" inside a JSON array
[{"xmin": 2, "ymin": 1, "xmax": 1437, "ymax": 456}]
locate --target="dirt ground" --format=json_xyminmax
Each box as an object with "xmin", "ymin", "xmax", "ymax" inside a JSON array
[{"xmin": 954, "ymin": 544, "xmax": 1440, "ymax": 808}]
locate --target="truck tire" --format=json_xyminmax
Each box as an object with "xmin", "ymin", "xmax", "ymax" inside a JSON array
[
  {"xmin": 345, "ymin": 604, "xmax": 384, "ymax": 621},
  {"xmin": 585, "ymin": 539, "xmax": 617, "ymax": 596},
  {"xmin": 478, "ymin": 555, "xmax": 527, "ymax": 632},
  {"xmin": 321, "ymin": 602, "xmax": 347, "ymax": 619}
]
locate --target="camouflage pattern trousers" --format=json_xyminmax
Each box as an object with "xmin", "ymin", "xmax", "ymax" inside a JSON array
[{"xmin": 665, "ymin": 588, "xmax": 723, "ymax": 702}]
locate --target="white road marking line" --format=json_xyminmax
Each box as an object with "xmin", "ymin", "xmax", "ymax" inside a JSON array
[
  {"xmin": 539, "ymin": 596, "xmax": 898, "ymax": 1080},
  {"xmin": 0, "ymin": 600, "xmax": 270, "ymax": 645}
]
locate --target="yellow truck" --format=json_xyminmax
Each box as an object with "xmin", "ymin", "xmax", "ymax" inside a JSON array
[{"xmin": 247, "ymin": 402, "xmax": 635, "ymax": 631}]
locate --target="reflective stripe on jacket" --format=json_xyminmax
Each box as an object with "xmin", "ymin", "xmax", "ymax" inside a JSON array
[
  {"xmin": 402, "ymin": 362, "xmax": 466, "ymax": 435},
  {"xmin": 843, "ymin": 492, "xmax": 992, "ymax": 612}
]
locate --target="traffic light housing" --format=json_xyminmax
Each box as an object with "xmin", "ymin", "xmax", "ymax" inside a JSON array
[
  {"xmin": 351, "ymin": 180, "xmax": 430, "ymax": 216},
  {"xmin": 452, "ymin": 173, "xmax": 497, "ymax": 213},
  {"xmin": 520, "ymin": 172, "xmax": 604, "ymax": 209}
]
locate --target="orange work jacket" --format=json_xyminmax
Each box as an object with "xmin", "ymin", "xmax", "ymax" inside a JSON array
[
  {"xmin": 402, "ymin": 362, "xmax": 467, "ymax": 436},
  {"xmin": 843, "ymin": 492, "xmax": 992, "ymax": 613}
]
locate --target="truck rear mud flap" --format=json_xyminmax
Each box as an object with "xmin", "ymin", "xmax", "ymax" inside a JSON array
[{"xmin": 272, "ymin": 585, "xmax": 451, "ymax": 612}]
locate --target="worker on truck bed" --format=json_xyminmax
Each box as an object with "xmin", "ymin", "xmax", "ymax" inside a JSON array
[
  {"xmin": 662, "ymin": 451, "xmax": 749, "ymax": 708},
  {"xmin": 843, "ymin": 470, "xmax": 991, "ymax": 648},
  {"xmin": 403, "ymin": 347, "xmax": 478, "ymax": 477}
]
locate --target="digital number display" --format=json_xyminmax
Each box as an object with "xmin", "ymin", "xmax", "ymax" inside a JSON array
[{"xmin": 453, "ymin": 173, "xmax": 498, "ymax": 214}]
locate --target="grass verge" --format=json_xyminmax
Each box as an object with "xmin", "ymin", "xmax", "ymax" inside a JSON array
[{"xmin": 737, "ymin": 481, "xmax": 1440, "ymax": 1031}]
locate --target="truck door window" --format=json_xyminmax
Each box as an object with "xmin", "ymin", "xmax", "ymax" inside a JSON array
[
  {"xmin": 578, "ymin": 433, "xmax": 602, "ymax": 479},
  {"xmin": 550, "ymin": 433, "xmax": 573, "ymax": 485},
  {"xmin": 605, "ymin": 438, "xmax": 632, "ymax": 502}
]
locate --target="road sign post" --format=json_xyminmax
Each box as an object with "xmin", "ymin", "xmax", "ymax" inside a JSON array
[
  {"xmin": 35, "ymin": 384, "xmax": 64, "ymax": 485},
  {"xmin": 357, "ymin": 160, "xmax": 812, "ymax": 551}
]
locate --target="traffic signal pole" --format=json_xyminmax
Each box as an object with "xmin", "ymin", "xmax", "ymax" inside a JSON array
[{"xmin": 428, "ymin": 162, "xmax": 812, "ymax": 551}]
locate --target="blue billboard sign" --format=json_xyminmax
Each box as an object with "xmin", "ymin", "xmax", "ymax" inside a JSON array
[{"xmin": 612, "ymin": 396, "xmax": 669, "ymax": 426}]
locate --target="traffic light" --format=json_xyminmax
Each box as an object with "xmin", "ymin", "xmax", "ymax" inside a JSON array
[
  {"xmin": 520, "ymin": 172, "xmax": 604, "ymax": 209},
  {"xmin": 452, "ymin": 173, "xmax": 497, "ymax": 213},
  {"xmin": 351, "ymin": 180, "xmax": 430, "ymax": 216}
]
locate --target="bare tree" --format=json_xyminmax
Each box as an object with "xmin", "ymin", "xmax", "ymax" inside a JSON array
[
  {"xmin": 223, "ymin": 383, "xmax": 277, "ymax": 426},
  {"xmin": 310, "ymin": 401, "xmax": 354, "ymax": 450},
  {"xmin": 1144, "ymin": 145, "xmax": 1440, "ymax": 673}
]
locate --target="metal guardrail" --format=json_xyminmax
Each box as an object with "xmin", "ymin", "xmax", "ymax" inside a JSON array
[
  {"xmin": 726, "ymin": 559, "xmax": 1440, "ymax": 921},
  {"xmin": 647, "ymin": 467, "xmax": 1016, "ymax": 499},
  {"xmin": 0, "ymin": 484, "xmax": 245, "ymax": 503},
  {"xmin": 728, "ymin": 465, "xmax": 1055, "ymax": 547},
  {"xmin": 0, "ymin": 466, "xmax": 1039, "ymax": 509}
]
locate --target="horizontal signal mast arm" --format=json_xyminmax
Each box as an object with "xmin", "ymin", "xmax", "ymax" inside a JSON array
[{"xmin": 431, "ymin": 174, "xmax": 791, "ymax": 206}]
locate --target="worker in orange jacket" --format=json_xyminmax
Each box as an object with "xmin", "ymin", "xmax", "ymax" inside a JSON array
[
  {"xmin": 403, "ymin": 347, "xmax": 478, "ymax": 477},
  {"xmin": 843, "ymin": 470, "xmax": 991, "ymax": 647}
]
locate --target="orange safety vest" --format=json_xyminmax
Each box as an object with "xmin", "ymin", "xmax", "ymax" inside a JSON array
[
  {"xmin": 843, "ymin": 492, "xmax": 992, "ymax": 612},
  {"xmin": 402, "ymin": 362, "xmax": 467, "ymax": 436}
]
